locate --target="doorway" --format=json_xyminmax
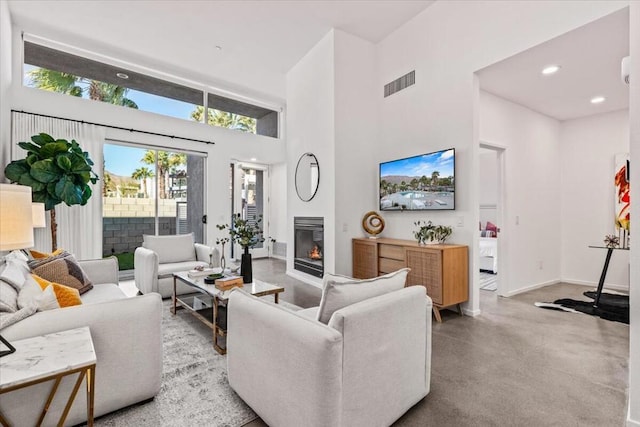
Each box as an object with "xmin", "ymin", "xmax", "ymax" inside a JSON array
[
  {"xmin": 478, "ymin": 143, "xmax": 506, "ymax": 298},
  {"xmin": 231, "ymin": 162, "xmax": 270, "ymax": 259}
]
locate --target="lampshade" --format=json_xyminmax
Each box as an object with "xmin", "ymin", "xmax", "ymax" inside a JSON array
[
  {"xmin": 0, "ymin": 184, "xmax": 34, "ymax": 250},
  {"xmin": 32, "ymin": 202, "xmax": 46, "ymax": 228}
]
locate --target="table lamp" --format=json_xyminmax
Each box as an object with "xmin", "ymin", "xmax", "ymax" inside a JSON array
[
  {"xmin": 32, "ymin": 202, "xmax": 46, "ymax": 229},
  {"xmin": 0, "ymin": 184, "xmax": 34, "ymax": 251},
  {"xmin": 0, "ymin": 184, "xmax": 33, "ymax": 357}
]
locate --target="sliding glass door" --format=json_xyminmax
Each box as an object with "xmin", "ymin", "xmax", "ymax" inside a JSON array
[{"xmin": 103, "ymin": 142, "xmax": 205, "ymax": 271}]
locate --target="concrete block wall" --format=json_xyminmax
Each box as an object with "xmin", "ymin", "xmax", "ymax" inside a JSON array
[
  {"xmin": 102, "ymin": 217, "xmax": 177, "ymax": 256},
  {"xmin": 102, "ymin": 197, "xmax": 177, "ymax": 218}
]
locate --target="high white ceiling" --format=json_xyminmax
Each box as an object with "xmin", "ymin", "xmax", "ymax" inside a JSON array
[
  {"xmin": 8, "ymin": 0, "xmax": 434, "ymax": 101},
  {"xmin": 477, "ymin": 8, "xmax": 629, "ymax": 121}
]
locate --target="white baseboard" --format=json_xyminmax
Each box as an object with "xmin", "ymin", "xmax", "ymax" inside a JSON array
[
  {"xmin": 628, "ymin": 414, "xmax": 640, "ymax": 427},
  {"xmin": 286, "ymin": 269, "xmax": 323, "ymax": 288},
  {"xmin": 562, "ymin": 278, "xmax": 629, "ymax": 292},
  {"xmin": 462, "ymin": 307, "xmax": 481, "ymax": 317},
  {"xmin": 504, "ymin": 279, "xmax": 560, "ymax": 297}
]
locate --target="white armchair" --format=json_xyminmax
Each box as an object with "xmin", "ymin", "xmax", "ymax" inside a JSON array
[
  {"xmin": 227, "ymin": 284, "xmax": 432, "ymax": 427},
  {"xmin": 134, "ymin": 233, "xmax": 219, "ymax": 298}
]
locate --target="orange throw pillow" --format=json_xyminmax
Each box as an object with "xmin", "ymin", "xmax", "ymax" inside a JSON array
[{"xmin": 31, "ymin": 274, "xmax": 82, "ymax": 308}]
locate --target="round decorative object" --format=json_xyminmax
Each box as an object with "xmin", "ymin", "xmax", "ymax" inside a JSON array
[{"xmin": 362, "ymin": 211, "xmax": 385, "ymax": 238}]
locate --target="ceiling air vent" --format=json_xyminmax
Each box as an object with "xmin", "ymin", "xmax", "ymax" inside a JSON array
[{"xmin": 384, "ymin": 70, "xmax": 415, "ymax": 98}]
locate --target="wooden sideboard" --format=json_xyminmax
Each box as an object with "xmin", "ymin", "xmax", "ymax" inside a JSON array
[{"xmin": 352, "ymin": 237, "xmax": 469, "ymax": 322}]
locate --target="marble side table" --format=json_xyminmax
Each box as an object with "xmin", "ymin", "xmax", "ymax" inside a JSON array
[{"xmin": 0, "ymin": 327, "xmax": 97, "ymax": 427}]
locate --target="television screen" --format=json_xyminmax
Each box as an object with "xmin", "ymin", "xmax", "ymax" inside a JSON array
[{"xmin": 379, "ymin": 148, "xmax": 455, "ymax": 211}]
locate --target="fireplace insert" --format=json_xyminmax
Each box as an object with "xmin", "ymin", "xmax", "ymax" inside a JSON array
[{"xmin": 294, "ymin": 217, "xmax": 324, "ymax": 278}]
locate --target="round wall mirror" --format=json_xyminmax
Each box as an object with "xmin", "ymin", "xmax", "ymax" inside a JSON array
[{"xmin": 295, "ymin": 152, "xmax": 320, "ymax": 202}]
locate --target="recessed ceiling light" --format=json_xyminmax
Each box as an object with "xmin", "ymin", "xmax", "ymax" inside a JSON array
[
  {"xmin": 541, "ymin": 65, "xmax": 561, "ymax": 75},
  {"xmin": 116, "ymin": 72, "xmax": 129, "ymax": 80},
  {"xmin": 215, "ymin": 45, "xmax": 222, "ymax": 51},
  {"xmin": 590, "ymin": 96, "xmax": 606, "ymax": 104},
  {"xmin": 250, "ymin": 158, "xmax": 257, "ymax": 162}
]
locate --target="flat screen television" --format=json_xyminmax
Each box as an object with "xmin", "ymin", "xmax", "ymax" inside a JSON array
[{"xmin": 379, "ymin": 148, "xmax": 455, "ymax": 211}]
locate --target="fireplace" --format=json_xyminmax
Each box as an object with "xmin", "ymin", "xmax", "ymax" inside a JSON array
[{"xmin": 294, "ymin": 217, "xmax": 324, "ymax": 278}]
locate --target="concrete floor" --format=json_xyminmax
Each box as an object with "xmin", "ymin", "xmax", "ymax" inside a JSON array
[{"xmin": 245, "ymin": 259, "xmax": 629, "ymax": 427}]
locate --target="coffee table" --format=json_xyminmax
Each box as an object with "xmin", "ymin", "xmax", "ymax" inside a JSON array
[{"xmin": 171, "ymin": 271, "xmax": 285, "ymax": 355}]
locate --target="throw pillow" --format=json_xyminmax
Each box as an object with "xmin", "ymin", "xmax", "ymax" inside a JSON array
[
  {"xmin": 0, "ymin": 257, "xmax": 30, "ymax": 290},
  {"xmin": 316, "ymin": 268, "xmax": 410, "ymax": 324},
  {"xmin": 29, "ymin": 248, "xmax": 65, "ymax": 259},
  {"xmin": 0, "ymin": 280, "xmax": 18, "ymax": 313},
  {"xmin": 143, "ymin": 233, "xmax": 196, "ymax": 264},
  {"xmin": 486, "ymin": 221, "xmax": 498, "ymax": 232},
  {"xmin": 28, "ymin": 251, "xmax": 93, "ymax": 294},
  {"xmin": 18, "ymin": 275, "xmax": 82, "ymax": 311}
]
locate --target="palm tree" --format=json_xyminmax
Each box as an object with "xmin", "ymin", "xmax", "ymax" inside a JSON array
[
  {"xmin": 190, "ymin": 106, "xmax": 256, "ymax": 133},
  {"xmin": 410, "ymin": 178, "xmax": 419, "ymax": 190},
  {"xmin": 431, "ymin": 171, "xmax": 440, "ymax": 187},
  {"xmin": 27, "ymin": 68, "xmax": 139, "ymax": 108},
  {"xmin": 131, "ymin": 167, "xmax": 155, "ymax": 197},
  {"xmin": 419, "ymin": 175, "xmax": 429, "ymax": 190},
  {"xmin": 141, "ymin": 151, "xmax": 186, "ymax": 199}
]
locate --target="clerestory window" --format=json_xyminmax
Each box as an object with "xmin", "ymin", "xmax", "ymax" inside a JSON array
[{"xmin": 23, "ymin": 40, "xmax": 279, "ymax": 138}]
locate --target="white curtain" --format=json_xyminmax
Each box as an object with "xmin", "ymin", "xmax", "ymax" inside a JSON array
[{"xmin": 11, "ymin": 112, "xmax": 106, "ymax": 259}]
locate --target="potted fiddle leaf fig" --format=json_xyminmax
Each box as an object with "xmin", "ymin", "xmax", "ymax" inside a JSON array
[{"xmin": 4, "ymin": 133, "xmax": 99, "ymax": 251}]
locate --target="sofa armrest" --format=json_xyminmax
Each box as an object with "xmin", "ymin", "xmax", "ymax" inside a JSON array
[
  {"xmin": 327, "ymin": 286, "xmax": 432, "ymax": 427},
  {"xmin": 134, "ymin": 247, "xmax": 158, "ymax": 295},
  {"xmin": 195, "ymin": 243, "xmax": 219, "ymax": 267},
  {"xmin": 227, "ymin": 289, "xmax": 343, "ymax": 427},
  {"xmin": 78, "ymin": 256, "xmax": 119, "ymax": 285}
]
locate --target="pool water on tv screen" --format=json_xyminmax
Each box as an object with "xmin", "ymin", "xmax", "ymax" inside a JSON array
[{"xmin": 379, "ymin": 148, "xmax": 455, "ymax": 211}]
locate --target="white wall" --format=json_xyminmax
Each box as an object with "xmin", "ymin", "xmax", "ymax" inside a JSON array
[
  {"xmin": 480, "ymin": 90, "xmax": 562, "ymax": 295},
  {"xmin": 560, "ymin": 110, "xmax": 630, "ymax": 289},
  {"xmin": 374, "ymin": 0, "xmax": 626, "ymax": 312},
  {"xmin": 286, "ymin": 31, "xmax": 335, "ymax": 286},
  {"xmin": 5, "ymin": 26, "xmax": 286, "ymax": 250},
  {"xmin": 333, "ymin": 30, "xmax": 377, "ymax": 275},
  {"xmin": 0, "ymin": 0, "xmax": 11, "ymax": 167},
  {"xmin": 269, "ymin": 162, "xmax": 287, "ymax": 256},
  {"xmin": 628, "ymin": 3, "xmax": 640, "ymax": 425}
]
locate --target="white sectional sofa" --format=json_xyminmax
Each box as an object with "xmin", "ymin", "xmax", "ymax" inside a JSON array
[
  {"xmin": 0, "ymin": 256, "xmax": 163, "ymax": 427},
  {"xmin": 134, "ymin": 233, "xmax": 219, "ymax": 298},
  {"xmin": 227, "ymin": 278, "xmax": 432, "ymax": 427}
]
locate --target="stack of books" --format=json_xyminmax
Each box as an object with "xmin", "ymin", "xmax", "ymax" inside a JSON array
[{"xmin": 188, "ymin": 268, "xmax": 218, "ymax": 278}]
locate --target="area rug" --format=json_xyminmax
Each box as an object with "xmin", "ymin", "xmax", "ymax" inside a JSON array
[
  {"xmin": 535, "ymin": 290, "xmax": 629, "ymax": 324},
  {"xmin": 91, "ymin": 300, "xmax": 258, "ymax": 426}
]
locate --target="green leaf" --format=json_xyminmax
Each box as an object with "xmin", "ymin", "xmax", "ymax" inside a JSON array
[
  {"xmin": 31, "ymin": 159, "xmax": 62, "ymax": 183},
  {"xmin": 31, "ymin": 133, "xmax": 55, "ymax": 146},
  {"xmin": 69, "ymin": 153, "xmax": 91, "ymax": 172},
  {"xmin": 77, "ymin": 171, "xmax": 91, "ymax": 184},
  {"xmin": 81, "ymin": 185, "xmax": 92, "ymax": 205},
  {"xmin": 26, "ymin": 154, "xmax": 39, "ymax": 166},
  {"xmin": 18, "ymin": 142, "xmax": 42, "ymax": 155},
  {"xmin": 18, "ymin": 173, "xmax": 46, "ymax": 192},
  {"xmin": 40, "ymin": 142, "xmax": 69, "ymax": 158},
  {"xmin": 55, "ymin": 176, "xmax": 83, "ymax": 206},
  {"xmin": 46, "ymin": 183, "xmax": 57, "ymax": 198},
  {"xmin": 56, "ymin": 155, "xmax": 72, "ymax": 172},
  {"xmin": 4, "ymin": 160, "xmax": 29, "ymax": 182}
]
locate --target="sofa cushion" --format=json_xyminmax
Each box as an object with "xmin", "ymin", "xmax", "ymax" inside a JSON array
[
  {"xmin": 0, "ymin": 280, "xmax": 18, "ymax": 313},
  {"xmin": 297, "ymin": 306, "xmax": 319, "ymax": 320},
  {"xmin": 317, "ymin": 268, "xmax": 409, "ymax": 324},
  {"xmin": 80, "ymin": 283, "xmax": 127, "ymax": 305},
  {"xmin": 143, "ymin": 233, "xmax": 196, "ymax": 264},
  {"xmin": 28, "ymin": 251, "xmax": 93, "ymax": 294}
]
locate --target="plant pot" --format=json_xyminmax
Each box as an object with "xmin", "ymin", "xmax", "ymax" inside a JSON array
[{"xmin": 241, "ymin": 248, "xmax": 252, "ymax": 283}]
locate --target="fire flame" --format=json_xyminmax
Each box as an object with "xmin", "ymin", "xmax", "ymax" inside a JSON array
[{"xmin": 309, "ymin": 246, "xmax": 322, "ymax": 260}]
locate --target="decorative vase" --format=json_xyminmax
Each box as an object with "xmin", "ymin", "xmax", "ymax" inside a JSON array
[
  {"xmin": 220, "ymin": 243, "xmax": 227, "ymax": 271},
  {"xmin": 241, "ymin": 247, "xmax": 252, "ymax": 283}
]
